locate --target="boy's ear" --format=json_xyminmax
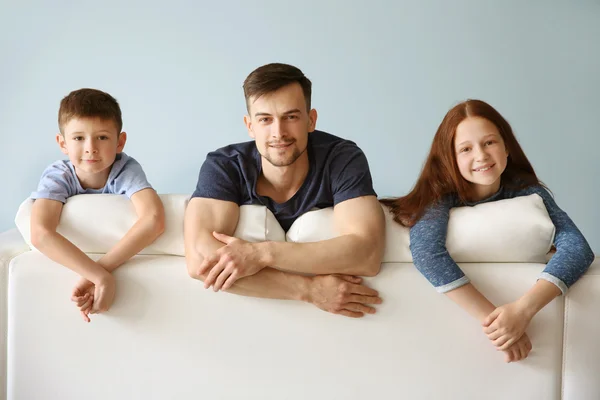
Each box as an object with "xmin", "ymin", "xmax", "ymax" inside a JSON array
[
  {"xmin": 117, "ymin": 132, "xmax": 127, "ymax": 153},
  {"xmin": 56, "ymin": 134, "xmax": 68, "ymax": 154},
  {"xmin": 244, "ymin": 115, "xmax": 255, "ymax": 139}
]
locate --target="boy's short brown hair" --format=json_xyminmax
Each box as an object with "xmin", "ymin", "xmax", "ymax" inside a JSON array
[
  {"xmin": 58, "ymin": 88, "xmax": 122, "ymax": 134},
  {"xmin": 243, "ymin": 63, "xmax": 312, "ymax": 112}
]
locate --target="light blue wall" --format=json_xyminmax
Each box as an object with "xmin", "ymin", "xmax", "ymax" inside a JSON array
[{"xmin": 1, "ymin": 1, "xmax": 598, "ymax": 251}]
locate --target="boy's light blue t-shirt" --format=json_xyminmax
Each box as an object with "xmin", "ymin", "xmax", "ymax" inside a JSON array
[{"xmin": 31, "ymin": 152, "xmax": 152, "ymax": 203}]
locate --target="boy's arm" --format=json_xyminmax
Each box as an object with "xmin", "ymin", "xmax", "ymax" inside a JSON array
[
  {"xmin": 201, "ymin": 195, "xmax": 385, "ymax": 290},
  {"xmin": 30, "ymin": 199, "xmax": 111, "ymax": 285},
  {"xmin": 97, "ymin": 188, "xmax": 165, "ymax": 272}
]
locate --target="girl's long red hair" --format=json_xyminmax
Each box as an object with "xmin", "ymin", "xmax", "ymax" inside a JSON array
[{"xmin": 381, "ymin": 99, "xmax": 543, "ymax": 227}]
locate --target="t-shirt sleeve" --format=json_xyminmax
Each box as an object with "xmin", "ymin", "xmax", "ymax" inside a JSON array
[
  {"xmin": 191, "ymin": 152, "xmax": 242, "ymax": 204},
  {"xmin": 111, "ymin": 157, "xmax": 153, "ymax": 198},
  {"xmin": 329, "ymin": 142, "xmax": 377, "ymax": 205},
  {"xmin": 31, "ymin": 162, "xmax": 75, "ymax": 203}
]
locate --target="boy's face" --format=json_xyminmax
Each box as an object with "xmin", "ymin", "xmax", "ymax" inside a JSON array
[{"xmin": 57, "ymin": 117, "xmax": 126, "ymax": 181}]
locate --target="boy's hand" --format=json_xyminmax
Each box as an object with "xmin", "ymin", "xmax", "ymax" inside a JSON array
[
  {"xmin": 90, "ymin": 272, "xmax": 116, "ymax": 315},
  {"xmin": 501, "ymin": 332, "xmax": 532, "ymax": 363},
  {"xmin": 482, "ymin": 301, "xmax": 533, "ymax": 350},
  {"xmin": 71, "ymin": 277, "xmax": 95, "ymax": 323}
]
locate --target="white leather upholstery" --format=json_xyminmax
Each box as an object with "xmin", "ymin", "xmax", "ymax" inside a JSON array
[
  {"xmin": 0, "ymin": 230, "xmax": 29, "ymax": 400},
  {"xmin": 2, "ymin": 194, "xmax": 596, "ymax": 400},
  {"xmin": 561, "ymin": 262, "xmax": 600, "ymax": 400},
  {"xmin": 15, "ymin": 193, "xmax": 555, "ymax": 263},
  {"xmin": 7, "ymin": 252, "xmax": 567, "ymax": 400},
  {"xmin": 286, "ymin": 194, "xmax": 555, "ymax": 262}
]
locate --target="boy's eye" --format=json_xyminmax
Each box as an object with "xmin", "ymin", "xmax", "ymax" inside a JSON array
[
  {"xmin": 98, "ymin": 135, "xmax": 109, "ymax": 140},
  {"xmin": 73, "ymin": 136, "xmax": 83, "ymax": 141}
]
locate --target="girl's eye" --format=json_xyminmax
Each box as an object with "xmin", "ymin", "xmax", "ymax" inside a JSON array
[
  {"xmin": 460, "ymin": 147, "xmax": 470, "ymax": 153},
  {"xmin": 485, "ymin": 140, "xmax": 495, "ymax": 146}
]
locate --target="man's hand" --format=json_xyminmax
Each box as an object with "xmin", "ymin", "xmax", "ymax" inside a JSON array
[
  {"xmin": 501, "ymin": 332, "xmax": 533, "ymax": 363},
  {"xmin": 71, "ymin": 277, "xmax": 95, "ymax": 323},
  {"xmin": 482, "ymin": 301, "xmax": 533, "ymax": 350},
  {"xmin": 307, "ymin": 275, "xmax": 382, "ymax": 318},
  {"xmin": 199, "ymin": 232, "xmax": 267, "ymax": 291}
]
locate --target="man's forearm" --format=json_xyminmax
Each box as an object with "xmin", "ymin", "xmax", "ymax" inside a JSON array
[
  {"xmin": 187, "ymin": 234, "xmax": 312, "ymax": 301},
  {"xmin": 99, "ymin": 214, "xmax": 164, "ymax": 272},
  {"xmin": 188, "ymin": 251, "xmax": 310, "ymax": 301},
  {"xmin": 258, "ymin": 234, "xmax": 382, "ymax": 276}
]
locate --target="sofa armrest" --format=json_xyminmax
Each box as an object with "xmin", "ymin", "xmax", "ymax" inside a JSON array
[{"xmin": 0, "ymin": 229, "xmax": 30, "ymax": 400}]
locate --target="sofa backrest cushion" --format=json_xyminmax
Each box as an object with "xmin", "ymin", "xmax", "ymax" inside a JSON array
[{"xmin": 15, "ymin": 193, "xmax": 554, "ymax": 262}]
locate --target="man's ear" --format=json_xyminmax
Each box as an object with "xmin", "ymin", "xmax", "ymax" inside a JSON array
[
  {"xmin": 117, "ymin": 132, "xmax": 127, "ymax": 153},
  {"xmin": 56, "ymin": 133, "xmax": 68, "ymax": 155},
  {"xmin": 244, "ymin": 115, "xmax": 255, "ymax": 139},
  {"xmin": 308, "ymin": 108, "xmax": 318, "ymax": 132}
]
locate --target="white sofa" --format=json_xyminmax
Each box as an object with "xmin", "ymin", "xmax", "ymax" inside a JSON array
[{"xmin": 1, "ymin": 194, "xmax": 598, "ymax": 400}]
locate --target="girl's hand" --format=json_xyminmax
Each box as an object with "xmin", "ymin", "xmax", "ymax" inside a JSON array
[
  {"xmin": 482, "ymin": 301, "xmax": 533, "ymax": 350},
  {"xmin": 502, "ymin": 332, "xmax": 532, "ymax": 363}
]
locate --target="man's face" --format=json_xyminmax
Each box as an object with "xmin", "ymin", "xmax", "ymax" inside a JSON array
[{"xmin": 244, "ymin": 83, "xmax": 317, "ymax": 167}]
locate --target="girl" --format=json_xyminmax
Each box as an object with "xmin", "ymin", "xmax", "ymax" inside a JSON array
[{"xmin": 382, "ymin": 99, "xmax": 594, "ymax": 363}]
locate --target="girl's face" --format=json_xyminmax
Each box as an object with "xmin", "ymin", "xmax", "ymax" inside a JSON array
[{"xmin": 454, "ymin": 117, "xmax": 509, "ymax": 201}]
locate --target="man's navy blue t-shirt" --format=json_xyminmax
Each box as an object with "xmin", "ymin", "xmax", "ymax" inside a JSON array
[{"xmin": 192, "ymin": 130, "xmax": 377, "ymax": 231}]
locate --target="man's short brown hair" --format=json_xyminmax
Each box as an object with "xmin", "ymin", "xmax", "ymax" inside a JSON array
[
  {"xmin": 58, "ymin": 88, "xmax": 122, "ymax": 134},
  {"xmin": 243, "ymin": 63, "xmax": 312, "ymax": 112}
]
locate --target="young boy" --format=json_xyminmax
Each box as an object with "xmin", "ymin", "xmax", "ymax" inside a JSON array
[{"xmin": 30, "ymin": 88, "xmax": 165, "ymax": 322}]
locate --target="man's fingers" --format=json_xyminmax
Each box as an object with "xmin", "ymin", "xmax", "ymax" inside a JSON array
[
  {"xmin": 338, "ymin": 275, "xmax": 362, "ymax": 284},
  {"xmin": 348, "ymin": 294, "xmax": 382, "ymax": 305},
  {"xmin": 222, "ymin": 271, "xmax": 239, "ymax": 291},
  {"xmin": 337, "ymin": 310, "xmax": 364, "ymax": 318},
  {"xmin": 198, "ymin": 255, "xmax": 218, "ymax": 276},
  {"xmin": 351, "ymin": 283, "xmax": 379, "ymax": 297},
  {"xmin": 203, "ymin": 259, "xmax": 227, "ymax": 289},
  {"xmin": 344, "ymin": 302, "xmax": 376, "ymax": 314},
  {"xmin": 213, "ymin": 267, "xmax": 232, "ymax": 292}
]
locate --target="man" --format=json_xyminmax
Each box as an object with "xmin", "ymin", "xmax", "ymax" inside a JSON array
[{"xmin": 184, "ymin": 63, "xmax": 385, "ymax": 318}]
